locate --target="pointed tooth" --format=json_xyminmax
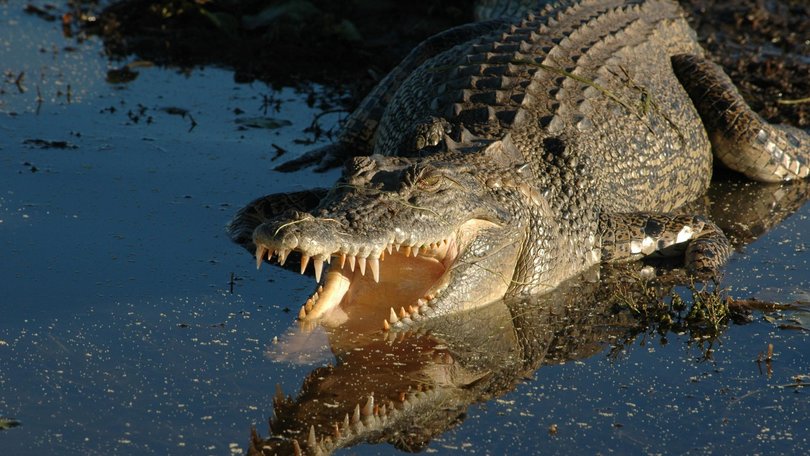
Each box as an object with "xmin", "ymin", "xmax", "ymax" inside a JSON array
[
  {"xmin": 362, "ymin": 396, "xmax": 374, "ymax": 417},
  {"xmin": 313, "ymin": 257, "xmax": 324, "ymax": 283},
  {"xmin": 277, "ymin": 249, "xmax": 289, "ymax": 266},
  {"xmin": 274, "ymin": 383, "xmax": 285, "ymax": 404},
  {"xmin": 395, "ymin": 243, "xmax": 401, "ymax": 252},
  {"xmin": 300, "ymin": 255, "xmax": 310, "ymax": 274},
  {"xmin": 339, "ymin": 253, "xmax": 346, "ymax": 269},
  {"xmin": 383, "ymin": 319, "xmax": 390, "ymax": 331},
  {"xmin": 348, "ymin": 255, "xmax": 356, "ymax": 271},
  {"xmin": 325, "ymin": 255, "xmax": 331, "ymax": 264},
  {"xmin": 308, "ymin": 425, "xmax": 317, "ymax": 448},
  {"xmin": 412, "ymin": 246, "xmax": 419, "ymax": 257},
  {"xmin": 369, "ymin": 258, "xmax": 380, "ymax": 282},
  {"xmin": 333, "ymin": 422, "xmax": 341, "ymax": 438},
  {"xmin": 343, "ymin": 413, "xmax": 350, "ymax": 429},
  {"xmin": 352, "ymin": 404, "xmax": 360, "ymax": 423},
  {"xmin": 403, "ymin": 246, "xmax": 412, "ymax": 256},
  {"xmin": 399, "ymin": 307, "xmax": 409, "ymax": 319},
  {"xmin": 292, "ymin": 439, "xmax": 302, "ymax": 456},
  {"xmin": 298, "ymin": 306, "xmax": 307, "ymax": 320},
  {"xmin": 255, "ymin": 246, "xmax": 268, "ymax": 269},
  {"xmin": 389, "ymin": 308, "xmax": 399, "ymax": 324},
  {"xmin": 380, "ymin": 403, "xmax": 387, "ymax": 416},
  {"xmin": 358, "ymin": 257, "xmax": 367, "ymax": 276},
  {"xmin": 386, "ymin": 244, "xmax": 393, "ymax": 255},
  {"xmin": 417, "ymin": 298, "xmax": 427, "ymax": 307}
]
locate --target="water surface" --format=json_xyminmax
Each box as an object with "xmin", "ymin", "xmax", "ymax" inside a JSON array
[{"xmin": 1, "ymin": 4, "xmax": 808, "ymax": 455}]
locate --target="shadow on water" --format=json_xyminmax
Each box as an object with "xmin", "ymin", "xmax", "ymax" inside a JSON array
[{"xmin": 0, "ymin": 1, "xmax": 809, "ymax": 455}]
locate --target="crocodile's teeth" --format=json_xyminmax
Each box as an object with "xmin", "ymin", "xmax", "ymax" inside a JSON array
[
  {"xmin": 277, "ymin": 249, "xmax": 289, "ymax": 266},
  {"xmin": 386, "ymin": 244, "xmax": 393, "ymax": 255},
  {"xmin": 300, "ymin": 255, "xmax": 310, "ymax": 275},
  {"xmin": 399, "ymin": 307, "xmax": 409, "ymax": 319},
  {"xmin": 292, "ymin": 439, "xmax": 302, "ymax": 456},
  {"xmin": 358, "ymin": 257, "xmax": 367, "ymax": 276},
  {"xmin": 333, "ymin": 422, "xmax": 341, "ymax": 438},
  {"xmin": 362, "ymin": 395, "xmax": 374, "ymax": 417},
  {"xmin": 411, "ymin": 246, "xmax": 419, "ymax": 258},
  {"xmin": 274, "ymin": 383, "xmax": 285, "ymax": 404},
  {"xmin": 298, "ymin": 306, "xmax": 307, "ymax": 320},
  {"xmin": 389, "ymin": 307, "xmax": 399, "ymax": 324},
  {"xmin": 308, "ymin": 425, "xmax": 317, "ymax": 448},
  {"xmin": 255, "ymin": 245, "xmax": 268, "ymax": 269},
  {"xmin": 382, "ymin": 319, "xmax": 390, "ymax": 331},
  {"xmin": 339, "ymin": 253, "xmax": 346, "ymax": 269},
  {"xmin": 403, "ymin": 246, "xmax": 412, "ymax": 257},
  {"xmin": 369, "ymin": 258, "xmax": 380, "ymax": 282},
  {"xmin": 348, "ymin": 255, "xmax": 356, "ymax": 271},
  {"xmin": 313, "ymin": 257, "xmax": 324, "ymax": 283},
  {"xmin": 352, "ymin": 404, "xmax": 361, "ymax": 424}
]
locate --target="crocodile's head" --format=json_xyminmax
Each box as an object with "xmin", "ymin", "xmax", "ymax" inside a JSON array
[{"xmin": 249, "ymin": 140, "xmax": 540, "ymax": 328}]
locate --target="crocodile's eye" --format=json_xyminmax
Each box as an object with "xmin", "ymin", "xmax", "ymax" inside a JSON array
[{"xmin": 416, "ymin": 173, "xmax": 443, "ymax": 192}]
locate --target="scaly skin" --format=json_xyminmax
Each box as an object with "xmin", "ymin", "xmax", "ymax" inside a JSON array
[{"xmin": 230, "ymin": 0, "xmax": 810, "ymax": 330}]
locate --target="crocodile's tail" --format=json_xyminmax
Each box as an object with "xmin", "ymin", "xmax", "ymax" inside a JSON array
[{"xmin": 672, "ymin": 53, "xmax": 810, "ymax": 182}]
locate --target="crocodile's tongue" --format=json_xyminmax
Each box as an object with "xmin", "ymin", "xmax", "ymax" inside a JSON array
[{"xmin": 305, "ymin": 251, "xmax": 448, "ymax": 330}]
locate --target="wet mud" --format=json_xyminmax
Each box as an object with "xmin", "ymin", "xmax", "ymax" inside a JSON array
[{"xmin": 64, "ymin": 0, "xmax": 809, "ymax": 124}]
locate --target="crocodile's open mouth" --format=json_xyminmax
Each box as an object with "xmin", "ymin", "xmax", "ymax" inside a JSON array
[{"xmin": 255, "ymin": 218, "xmax": 500, "ymax": 329}]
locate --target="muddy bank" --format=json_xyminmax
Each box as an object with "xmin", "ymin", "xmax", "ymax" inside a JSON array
[{"xmin": 59, "ymin": 0, "xmax": 809, "ymax": 126}]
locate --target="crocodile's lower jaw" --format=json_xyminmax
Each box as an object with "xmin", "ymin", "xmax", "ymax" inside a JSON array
[{"xmin": 296, "ymin": 219, "xmax": 499, "ymax": 328}]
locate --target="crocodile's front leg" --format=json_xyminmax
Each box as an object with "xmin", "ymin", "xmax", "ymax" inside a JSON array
[{"xmin": 599, "ymin": 212, "xmax": 730, "ymax": 276}]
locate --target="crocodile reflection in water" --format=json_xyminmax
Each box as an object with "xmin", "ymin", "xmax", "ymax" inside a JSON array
[{"xmin": 252, "ymin": 269, "xmax": 634, "ymax": 456}]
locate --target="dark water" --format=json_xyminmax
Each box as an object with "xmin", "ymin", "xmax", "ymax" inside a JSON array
[{"xmin": 1, "ymin": 4, "xmax": 808, "ymax": 455}]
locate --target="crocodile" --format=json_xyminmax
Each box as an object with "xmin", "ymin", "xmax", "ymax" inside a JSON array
[
  {"xmin": 245, "ymin": 178, "xmax": 810, "ymax": 455},
  {"xmin": 228, "ymin": 0, "xmax": 810, "ymax": 330}
]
